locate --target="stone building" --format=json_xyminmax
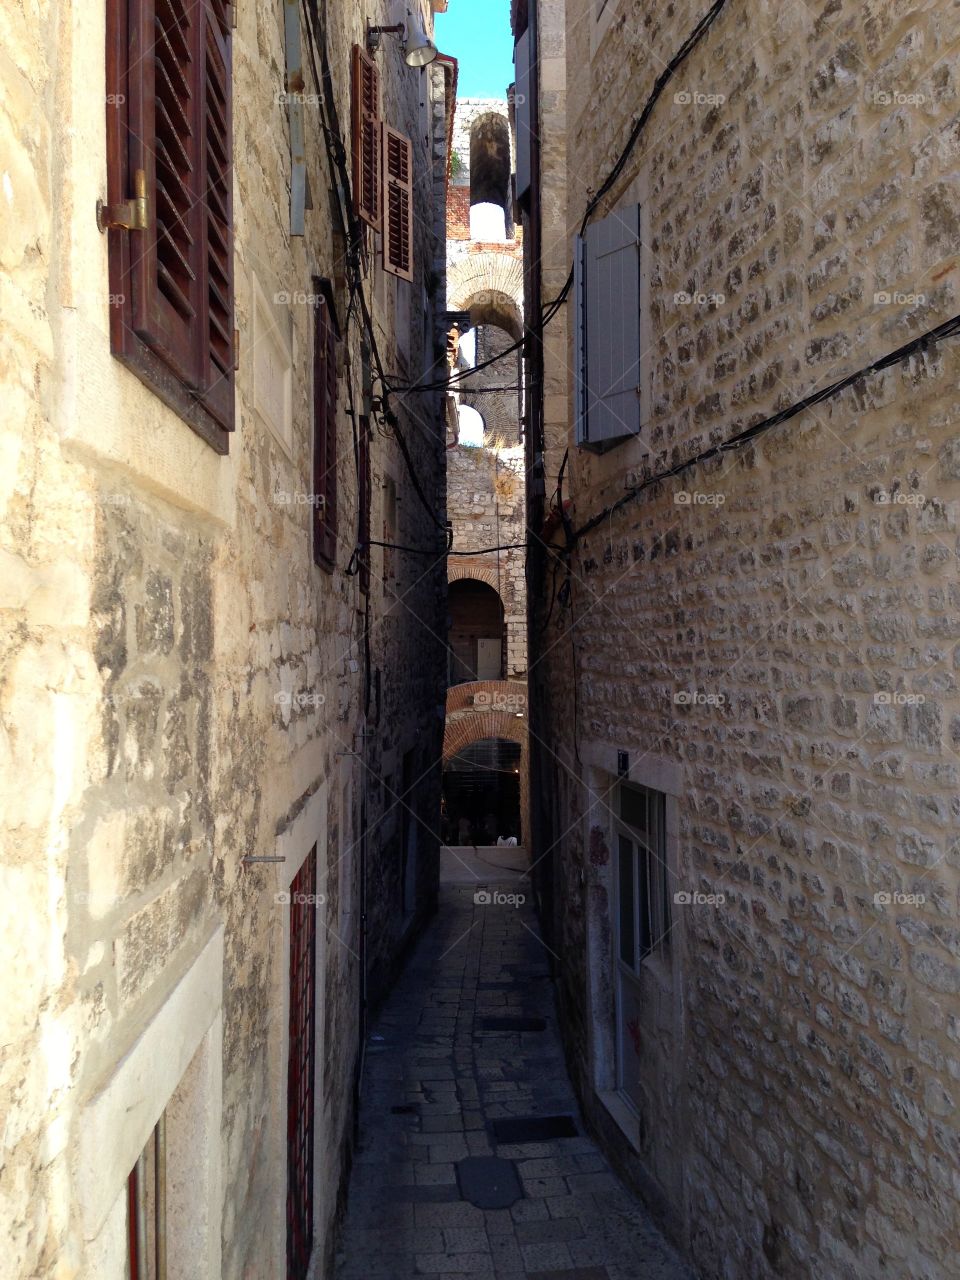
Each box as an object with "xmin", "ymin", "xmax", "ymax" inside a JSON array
[
  {"xmin": 1, "ymin": 1, "xmax": 451, "ymax": 1277},
  {"xmin": 518, "ymin": 1, "xmax": 960, "ymax": 1278},
  {"xmin": 443, "ymin": 98, "xmax": 529, "ymax": 843}
]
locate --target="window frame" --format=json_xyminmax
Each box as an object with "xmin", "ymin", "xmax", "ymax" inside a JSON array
[
  {"xmin": 616, "ymin": 782, "xmax": 671, "ymax": 968},
  {"xmin": 104, "ymin": 0, "xmax": 236, "ymax": 453}
]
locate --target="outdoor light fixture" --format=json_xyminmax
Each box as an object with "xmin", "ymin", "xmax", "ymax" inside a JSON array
[{"xmin": 366, "ymin": 14, "xmax": 438, "ymax": 66}]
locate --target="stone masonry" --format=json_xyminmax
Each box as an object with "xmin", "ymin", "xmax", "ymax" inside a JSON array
[{"xmin": 523, "ymin": 1, "xmax": 960, "ymax": 1279}]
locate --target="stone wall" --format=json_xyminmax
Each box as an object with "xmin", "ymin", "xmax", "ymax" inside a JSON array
[
  {"xmin": 528, "ymin": 1, "xmax": 960, "ymax": 1278},
  {"xmin": 448, "ymin": 444, "xmax": 527, "ymax": 678},
  {"xmin": 0, "ymin": 1, "xmax": 447, "ymax": 1277}
]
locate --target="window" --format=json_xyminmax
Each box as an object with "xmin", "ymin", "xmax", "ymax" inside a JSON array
[
  {"xmin": 617, "ymin": 783, "xmax": 670, "ymax": 963},
  {"xmin": 351, "ymin": 44, "xmax": 382, "ymax": 232},
  {"xmin": 312, "ymin": 282, "xmax": 339, "ymax": 570},
  {"xmin": 383, "ymin": 125, "xmax": 414, "ymax": 281},
  {"xmin": 127, "ymin": 1116, "xmax": 166, "ymax": 1279},
  {"xmin": 351, "ymin": 45, "xmax": 414, "ymax": 279},
  {"xmin": 103, "ymin": 0, "xmax": 235, "ymax": 451},
  {"xmin": 287, "ymin": 846, "xmax": 318, "ymax": 1280},
  {"xmin": 574, "ymin": 203, "xmax": 642, "ymax": 450},
  {"xmin": 513, "ymin": 28, "xmax": 533, "ymax": 205}
]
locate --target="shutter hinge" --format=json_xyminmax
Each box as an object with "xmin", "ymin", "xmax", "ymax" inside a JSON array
[
  {"xmin": 233, "ymin": 327, "xmax": 240, "ymax": 371},
  {"xmin": 97, "ymin": 168, "xmax": 149, "ymax": 233},
  {"xmin": 228, "ymin": 2, "xmax": 237, "ymax": 29}
]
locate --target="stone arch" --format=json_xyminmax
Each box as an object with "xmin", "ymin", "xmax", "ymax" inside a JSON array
[
  {"xmin": 448, "ymin": 254, "xmax": 524, "ymax": 340},
  {"xmin": 469, "ymin": 111, "xmax": 513, "ymax": 206}
]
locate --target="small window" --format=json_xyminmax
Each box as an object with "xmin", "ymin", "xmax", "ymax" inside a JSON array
[
  {"xmin": 617, "ymin": 783, "xmax": 670, "ymax": 964},
  {"xmin": 127, "ymin": 1115, "xmax": 166, "ymax": 1279},
  {"xmin": 312, "ymin": 283, "xmax": 339, "ymax": 570},
  {"xmin": 104, "ymin": 0, "xmax": 235, "ymax": 451},
  {"xmin": 574, "ymin": 204, "xmax": 642, "ymax": 450}
]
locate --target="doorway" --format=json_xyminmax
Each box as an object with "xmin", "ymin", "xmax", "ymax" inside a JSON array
[{"xmin": 442, "ymin": 737, "xmax": 521, "ymax": 846}]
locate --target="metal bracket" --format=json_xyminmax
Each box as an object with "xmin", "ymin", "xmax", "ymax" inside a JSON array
[
  {"xmin": 241, "ymin": 855, "xmax": 287, "ymax": 865},
  {"xmin": 97, "ymin": 168, "xmax": 149, "ymax": 233}
]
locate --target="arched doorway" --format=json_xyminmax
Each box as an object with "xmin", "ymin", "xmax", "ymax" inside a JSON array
[
  {"xmin": 442, "ymin": 737, "xmax": 522, "ymax": 847},
  {"xmin": 448, "ymin": 579, "xmax": 504, "ymax": 685}
]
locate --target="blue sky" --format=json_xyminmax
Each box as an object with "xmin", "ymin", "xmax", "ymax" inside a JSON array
[{"xmin": 434, "ymin": 2, "xmax": 514, "ymax": 99}]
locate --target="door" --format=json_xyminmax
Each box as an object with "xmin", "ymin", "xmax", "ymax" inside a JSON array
[
  {"xmin": 476, "ymin": 637, "xmax": 502, "ymax": 680},
  {"xmin": 287, "ymin": 847, "xmax": 318, "ymax": 1279}
]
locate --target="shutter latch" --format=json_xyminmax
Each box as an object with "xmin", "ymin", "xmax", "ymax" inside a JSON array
[{"xmin": 97, "ymin": 169, "xmax": 149, "ymax": 233}]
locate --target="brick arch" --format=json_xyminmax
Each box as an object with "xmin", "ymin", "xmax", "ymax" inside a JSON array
[
  {"xmin": 448, "ymin": 561, "xmax": 501, "ymax": 593},
  {"xmin": 443, "ymin": 710, "xmax": 527, "ymax": 761},
  {"xmin": 446, "ymin": 680, "xmax": 527, "ymax": 715}
]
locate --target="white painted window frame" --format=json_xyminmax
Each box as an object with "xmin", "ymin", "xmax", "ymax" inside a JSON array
[{"xmin": 76, "ymin": 928, "xmax": 225, "ymax": 1278}]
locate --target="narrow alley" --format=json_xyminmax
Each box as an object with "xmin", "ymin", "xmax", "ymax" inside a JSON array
[
  {"xmin": 336, "ymin": 853, "xmax": 693, "ymax": 1280},
  {"xmin": 4, "ymin": 0, "xmax": 960, "ymax": 1278}
]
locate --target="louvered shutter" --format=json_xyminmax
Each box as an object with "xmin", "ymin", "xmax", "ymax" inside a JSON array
[
  {"xmin": 382, "ymin": 126, "xmax": 414, "ymax": 282},
  {"xmin": 105, "ymin": 0, "xmax": 234, "ymax": 443},
  {"xmin": 313, "ymin": 293, "xmax": 338, "ymax": 570},
  {"xmin": 200, "ymin": 0, "xmax": 235, "ymax": 429},
  {"xmin": 514, "ymin": 28, "xmax": 533, "ymax": 205},
  {"xmin": 351, "ymin": 44, "xmax": 382, "ymax": 232},
  {"xmin": 127, "ymin": 0, "xmax": 204, "ymax": 387},
  {"xmin": 579, "ymin": 204, "xmax": 642, "ymax": 448}
]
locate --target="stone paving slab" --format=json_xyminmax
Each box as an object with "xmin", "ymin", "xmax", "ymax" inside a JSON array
[{"xmin": 334, "ymin": 886, "xmax": 695, "ymax": 1280}]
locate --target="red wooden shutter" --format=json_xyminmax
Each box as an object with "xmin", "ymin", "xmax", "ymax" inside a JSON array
[
  {"xmin": 358, "ymin": 417, "xmax": 371, "ymax": 594},
  {"xmin": 351, "ymin": 45, "xmax": 381, "ymax": 232},
  {"xmin": 383, "ymin": 125, "xmax": 414, "ymax": 282},
  {"xmin": 313, "ymin": 293, "xmax": 338, "ymax": 571},
  {"xmin": 200, "ymin": 0, "xmax": 235, "ymax": 429},
  {"xmin": 127, "ymin": 0, "xmax": 204, "ymax": 387}
]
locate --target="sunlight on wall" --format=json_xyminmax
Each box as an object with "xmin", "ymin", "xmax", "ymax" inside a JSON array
[{"xmin": 457, "ymin": 404, "xmax": 485, "ymax": 447}]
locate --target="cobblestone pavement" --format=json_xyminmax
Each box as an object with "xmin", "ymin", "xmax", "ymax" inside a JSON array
[{"xmin": 334, "ymin": 875, "xmax": 696, "ymax": 1280}]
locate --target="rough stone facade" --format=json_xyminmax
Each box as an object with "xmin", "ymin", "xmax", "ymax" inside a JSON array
[
  {"xmin": 524, "ymin": 1, "xmax": 960, "ymax": 1278},
  {"xmin": 1, "ymin": 2, "xmax": 448, "ymax": 1277}
]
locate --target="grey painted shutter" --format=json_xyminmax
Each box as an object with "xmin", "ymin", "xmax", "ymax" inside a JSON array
[
  {"xmin": 574, "ymin": 233, "xmax": 588, "ymax": 445},
  {"xmin": 583, "ymin": 204, "xmax": 641, "ymax": 446},
  {"xmin": 514, "ymin": 29, "xmax": 532, "ymax": 204}
]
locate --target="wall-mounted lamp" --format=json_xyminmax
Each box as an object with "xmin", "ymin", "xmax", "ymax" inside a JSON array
[{"xmin": 366, "ymin": 16, "xmax": 438, "ymax": 67}]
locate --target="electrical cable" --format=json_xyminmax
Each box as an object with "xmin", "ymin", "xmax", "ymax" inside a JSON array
[
  {"xmin": 302, "ymin": 0, "xmax": 448, "ymax": 534},
  {"xmin": 385, "ymin": 0, "xmax": 733, "ymax": 398},
  {"xmin": 364, "ymin": 539, "xmax": 528, "ymax": 557}
]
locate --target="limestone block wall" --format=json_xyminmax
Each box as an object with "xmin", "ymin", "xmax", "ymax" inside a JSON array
[
  {"xmin": 448, "ymin": 445, "xmax": 527, "ymax": 679},
  {"xmin": 0, "ymin": 1, "xmax": 446, "ymax": 1277},
  {"xmin": 528, "ymin": 1, "xmax": 960, "ymax": 1278}
]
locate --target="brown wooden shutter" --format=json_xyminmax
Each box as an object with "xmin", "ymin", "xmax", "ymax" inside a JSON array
[
  {"xmin": 200, "ymin": 0, "xmax": 235, "ymax": 429},
  {"xmin": 351, "ymin": 44, "xmax": 382, "ymax": 232},
  {"xmin": 127, "ymin": 0, "xmax": 204, "ymax": 387},
  {"xmin": 104, "ymin": 0, "xmax": 234, "ymax": 446},
  {"xmin": 313, "ymin": 292, "xmax": 338, "ymax": 571},
  {"xmin": 382, "ymin": 125, "xmax": 414, "ymax": 282}
]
